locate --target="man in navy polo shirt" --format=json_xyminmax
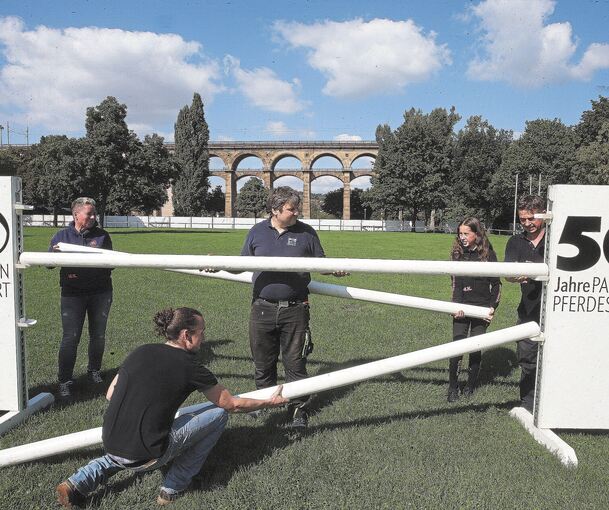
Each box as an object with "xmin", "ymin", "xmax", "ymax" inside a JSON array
[
  {"xmin": 241, "ymin": 186, "xmax": 347, "ymax": 428},
  {"xmin": 505, "ymin": 195, "xmax": 546, "ymax": 412},
  {"xmin": 49, "ymin": 197, "xmax": 113, "ymax": 399}
]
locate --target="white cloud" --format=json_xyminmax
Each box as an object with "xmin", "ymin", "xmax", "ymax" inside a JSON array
[
  {"xmin": 273, "ymin": 176, "xmax": 303, "ymax": 191},
  {"xmin": 262, "ymin": 121, "xmax": 316, "ymax": 139},
  {"xmin": 224, "ymin": 55, "xmax": 305, "ymax": 113},
  {"xmin": 0, "ymin": 16, "xmax": 223, "ymax": 133},
  {"xmin": 467, "ymin": 0, "xmax": 609, "ymax": 87},
  {"xmin": 300, "ymin": 129, "xmax": 316, "ymax": 140},
  {"xmin": 214, "ymin": 135, "xmax": 235, "ymax": 141},
  {"xmin": 311, "ymin": 176, "xmax": 344, "ymax": 193},
  {"xmin": 265, "ymin": 121, "xmax": 290, "ymax": 137},
  {"xmin": 334, "ymin": 133, "xmax": 362, "ymax": 141},
  {"xmin": 273, "ymin": 18, "xmax": 450, "ymax": 98}
]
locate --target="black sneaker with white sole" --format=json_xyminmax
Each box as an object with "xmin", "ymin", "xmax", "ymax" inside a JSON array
[{"xmin": 58, "ymin": 380, "xmax": 74, "ymax": 399}]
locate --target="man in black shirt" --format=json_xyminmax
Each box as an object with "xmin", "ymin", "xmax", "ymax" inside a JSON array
[
  {"xmin": 504, "ymin": 195, "xmax": 546, "ymax": 412},
  {"xmin": 57, "ymin": 307, "xmax": 288, "ymax": 508}
]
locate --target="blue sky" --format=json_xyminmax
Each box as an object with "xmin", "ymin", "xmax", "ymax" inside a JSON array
[{"xmin": 1, "ymin": 0, "xmax": 609, "ymax": 191}]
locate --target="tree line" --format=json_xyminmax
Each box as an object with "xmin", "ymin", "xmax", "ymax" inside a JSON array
[
  {"xmin": 0, "ymin": 94, "xmax": 222, "ymax": 223},
  {"xmin": 367, "ymin": 97, "xmax": 609, "ymax": 229},
  {"xmin": 1, "ymin": 95, "xmax": 607, "ymax": 227}
]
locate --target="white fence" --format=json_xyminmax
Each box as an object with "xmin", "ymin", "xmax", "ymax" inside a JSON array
[{"xmin": 23, "ymin": 215, "xmax": 429, "ymax": 232}]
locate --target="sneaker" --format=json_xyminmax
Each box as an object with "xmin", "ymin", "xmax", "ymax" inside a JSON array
[
  {"xmin": 58, "ymin": 380, "xmax": 73, "ymax": 399},
  {"xmin": 56, "ymin": 480, "xmax": 86, "ymax": 508},
  {"xmin": 288, "ymin": 406, "xmax": 308, "ymax": 429},
  {"xmin": 88, "ymin": 370, "xmax": 104, "ymax": 384},
  {"xmin": 447, "ymin": 388, "xmax": 459, "ymax": 403},
  {"xmin": 157, "ymin": 488, "xmax": 183, "ymax": 506},
  {"xmin": 462, "ymin": 385, "xmax": 475, "ymax": 397}
]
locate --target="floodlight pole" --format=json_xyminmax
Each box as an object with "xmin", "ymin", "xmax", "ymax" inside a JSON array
[{"xmin": 513, "ymin": 173, "xmax": 519, "ymax": 235}]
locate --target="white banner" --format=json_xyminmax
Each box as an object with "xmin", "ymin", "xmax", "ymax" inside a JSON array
[
  {"xmin": 537, "ymin": 184, "xmax": 609, "ymax": 428},
  {"xmin": 0, "ymin": 177, "xmax": 27, "ymax": 411}
]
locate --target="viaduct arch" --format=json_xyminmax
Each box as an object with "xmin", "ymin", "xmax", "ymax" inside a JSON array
[{"xmin": 167, "ymin": 141, "xmax": 378, "ymax": 220}]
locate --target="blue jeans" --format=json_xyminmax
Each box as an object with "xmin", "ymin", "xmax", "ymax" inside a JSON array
[
  {"xmin": 68, "ymin": 403, "xmax": 228, "ymax": 495},
  {"xmin": 58, "ymin": 290, "xmax": 112, "ymax": 383}
]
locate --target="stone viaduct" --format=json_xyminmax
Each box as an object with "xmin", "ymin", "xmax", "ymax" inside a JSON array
[{"xmin": 167, "ymin": 140, "xmax": 378, "ymax": 219}]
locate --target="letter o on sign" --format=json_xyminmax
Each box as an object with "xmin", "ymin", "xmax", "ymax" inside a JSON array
[{"xmin": 0, "ymin": 212, "xmax": 9, "ymax": 254}]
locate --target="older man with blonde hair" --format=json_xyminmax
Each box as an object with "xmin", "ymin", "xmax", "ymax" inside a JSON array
[{"xmin": 49, "ymin": 197, "xmax": 113, "ymax": 399}]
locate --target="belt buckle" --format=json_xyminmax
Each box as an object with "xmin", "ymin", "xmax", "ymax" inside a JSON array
[{"xmin": 278, "ymin": 300, "xmax": 290, "ymax": 308}]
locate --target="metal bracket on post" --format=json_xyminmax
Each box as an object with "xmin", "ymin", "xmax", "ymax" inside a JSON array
[
  {"xmin": 17, "ymin": 318, "xmax": 37, "ymax": 329},
  {"xmin": 13, "ymin": 204, "xmax": 33, "ymax": 215},
  {"xmin": 532, "ymin": 275, "xmax": 549, "ymax": 282},
  {"xmin": 531, "ymin": 332, "xmax": 545, "ymax": 344},
  {"xmin": 534, "ymin": 212, "xmax": 553, "ymax": 224}
]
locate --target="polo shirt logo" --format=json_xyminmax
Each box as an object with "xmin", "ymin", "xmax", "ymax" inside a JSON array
[{"xmin": 287, "ymin": 237, "xmax": 297, "ymax": 246}]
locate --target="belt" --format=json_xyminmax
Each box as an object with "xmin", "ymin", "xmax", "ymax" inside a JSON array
[{"xmin": 257, "ymin": 298, "xmax": 307, "ymax": 307}]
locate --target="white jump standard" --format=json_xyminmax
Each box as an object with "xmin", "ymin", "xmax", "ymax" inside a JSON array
[
  {"xmin": 2, "ymin": 175, "xmax": 609, "ymax": 470},
  {"xmin": 0, "ymin": 177, "xmax": 53, "ymax": 435}
]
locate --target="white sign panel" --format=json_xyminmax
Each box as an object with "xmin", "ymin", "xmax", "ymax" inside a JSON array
[
  {"xmin": 537, "ymin": 184, "xmax": 609, "ymax": 429},
  {"xmin": 0, "ymin": 176, "xmax": 27, "ymax": 411}
]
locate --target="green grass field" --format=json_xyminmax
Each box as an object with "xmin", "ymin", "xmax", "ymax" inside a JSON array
[{"xmin": 1, "ymin": 228, "xmax": 609, "ymax": 509}]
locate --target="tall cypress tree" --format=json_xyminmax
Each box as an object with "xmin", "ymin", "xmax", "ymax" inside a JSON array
[{"xmin": 172, "ymin": 93, "xmax": 210, "ymax": 216}]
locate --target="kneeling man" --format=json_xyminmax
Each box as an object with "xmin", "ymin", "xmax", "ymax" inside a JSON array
[{"xmin": 57, "ymin": 307, "xmax": 287, "ymax": 507}]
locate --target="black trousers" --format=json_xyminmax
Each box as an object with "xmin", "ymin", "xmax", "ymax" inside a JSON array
[
  {"xmin": 449, "ymin": 317, "xmax": 488, "ymax": 391},
  {"xmin": 249, "ymin": 299, "xmax": 310, "ymax": 405},
  {"xmin": 517, "ymin": 314, "xmax": 540, "ymax": 410}
]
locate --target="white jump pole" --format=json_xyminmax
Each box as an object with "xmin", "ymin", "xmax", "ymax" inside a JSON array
[
  {"xmin": 55, "ymin": 243, "xmax": 492, "ymax": 319},
  {"xmin": 0, "ymin": 322, "xmax": 540, "ymax": 467},
  {"xmin": 19, "ymin": 251, "xmax": 549, "ymax": 279}
]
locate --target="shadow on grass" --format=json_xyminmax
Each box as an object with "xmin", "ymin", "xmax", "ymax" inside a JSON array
[
  {"xmin": 478, "ymin": 347, "xmax": 518, "ymax": 385},
  {"xmin": 310, "ymin": 399, "xmax": 520, "ymax": 433}
]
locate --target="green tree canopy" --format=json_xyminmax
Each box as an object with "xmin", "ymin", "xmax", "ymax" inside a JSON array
[
  {"xmin": 448, "ymin": 116, "xmax": 512, "ymax": 223},
  {"xmin": 573, "ymin": 121, "xmax": 609, "ymax": 185},
  {"xmin": 23, "ymin": 136, "xmax": 83, "ymax": 224},
  {"xmin": 83, "ymin": 96, "xmax": 131, "ymax": 216},
  {"xmin": 82, "ymin": 96, "xmax": 174, "ymax": 216},
  {"xmin": 206, "ymin": 185, "xmax": 225, "ymax": 215},
  {"xmin": 106, "ymin": 133, "xmax": 175, "ymax": 214},
  {"xmin": 488, "ymin": 118, "xmax": 576, "ymax": 226},
  {"xmin": 368, "ymin": 107, "xmax": 460, "ymax": 229},
  {"xmin": 321, "ymin": 187, "xmax": 367, "ymax": 219},
  {"xmin": 575, "ymin": 95, "xmax": 609, "ymax": 146},
  {"xmin": 236, "ymin": 178, "xmax": 268, "ymax": 218},
  {"xmin": 172, "ymin": 92, "xmax": 210, "ymax": 216}
]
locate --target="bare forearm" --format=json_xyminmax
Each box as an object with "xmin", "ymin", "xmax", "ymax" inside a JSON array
[
  {"xmin": 205, "ymin": 384, "xmax": 288, "ymax": 413},
  {"xmin": 223, "ymin": 396, "xmax": 281, "ymax": 413}
]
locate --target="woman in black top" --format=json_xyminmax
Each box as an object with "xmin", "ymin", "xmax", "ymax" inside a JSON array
[{"xmin": 448, "ymin": 217, "xmax": 501, "ymax": 402}]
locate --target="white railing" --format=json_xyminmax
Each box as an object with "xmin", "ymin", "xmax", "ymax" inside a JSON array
[{"xmin": 22, "ymin": 215, "xmax": 429, "ymax": 232}]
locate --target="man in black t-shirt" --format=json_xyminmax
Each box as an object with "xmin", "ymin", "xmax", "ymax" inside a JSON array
[
  {"xmin": 505, "ymin": 195, "xmax": 546, "ymax": 412},
  {"xmin": 57, "ymin": 307, "xmax": 288, "ymax": 508}
]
